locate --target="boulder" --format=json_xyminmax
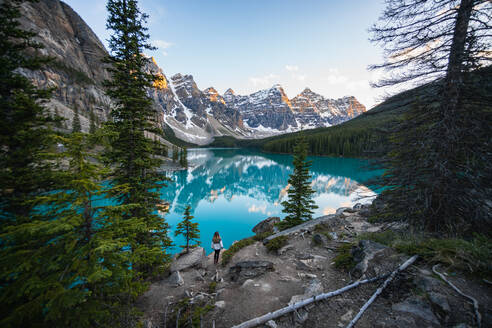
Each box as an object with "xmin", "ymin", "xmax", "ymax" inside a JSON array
[
  {"xmin": 351, "ymin": 240, "xmax": 396, "ymax": 278},
  {"xmin": 229, "ymin": 260, "xmax": 274, "ymax": 282},
  {"xmin": 278, "ymin": 244, "xmax": 294, "ymax": 255},
  {"xmin": 266, "ymin": 320, "xmax": 278, "ymax": 328},
  {"xmin": 428, "ymin": 292, "xmax": 451, "ymax": 319},
  {"xmin": 168, "ymin": 271, "xmax": 184, "ymax": 287},
  {"xmin": 170, "ymin": 247, "xmax": 206, "ymax": 272},
  {"xmin": 252, "ymin": 217, "xmax": 280, "ymax": 235},
  {"xmin": 312, "ymin": 233, "xmax": 328, "ymax": 246},
  {"xmin": 392, "ymin": 296, "xmax": 440, "ymax": 326}
]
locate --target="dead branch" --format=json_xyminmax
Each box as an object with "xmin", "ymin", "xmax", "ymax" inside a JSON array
[
  {"xmin": 432, "ymin": 264, "xmax": 481, "ymax": 328},
  {"xmin": 345, "ymin": 255, "xmax": 418, "ymax": 328},
  {"xmin": 231, "ymin": 274, "xmax": 389, "ymax": 328}
]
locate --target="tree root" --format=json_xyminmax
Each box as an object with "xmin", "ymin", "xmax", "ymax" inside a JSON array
[{"xmin": 432, "ymin": 264, "xmax": 481, "ymax": 328}]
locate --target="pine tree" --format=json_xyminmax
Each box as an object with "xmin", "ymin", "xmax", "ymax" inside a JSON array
[
  {"xmin": 279, "ymin": 137, "xmax": 318, "ymax": 230},
  {"xmin": 89, "ymin": 108, "xmax": 97, "ymax": 134},
  {"xmin": 1, "ymin": 132, "xmax": 141, "ymax": 327},
  {"xmin": 175, "ymin": 205, "xmax": 200, "ymax": 253},
  {"xmin": 103, "ymin": 0, "xmax": 172, "ymax": 279},
  {"xmin": 72, "ymin": 106, "xmax": 81, "ymax": 133},
  {"xmin": 369, "ymin": 0, "xmax": 492, "ymax": 234},
  {"xmin": 172, "ymin": 145, "xmax": 179, "ymax": 162},
  {"xmin": 179, "ymin": 147, "xmax": 188, "ymax": 168},
  {"xmin": 0, "ymin": 0, "xmax": 62, "ymax": 325}
]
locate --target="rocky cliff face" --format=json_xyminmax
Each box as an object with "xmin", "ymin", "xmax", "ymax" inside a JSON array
[
  {"xmin": 19, "ymin": 0, "xmax": 366, "ymax": 144},
  {"xmin": 18, "ymin": 0, "xmax": 112, "ymax": 132}
]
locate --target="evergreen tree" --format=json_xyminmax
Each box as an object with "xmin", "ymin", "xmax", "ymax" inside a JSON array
[
  {"xmin": 0, "ymin": 0, "xmax": 62, "ymax": 325},
  {"xmin": 279, "ymin": 137, "xmax": 318, "ymax": 230},
  {"xmin": 179, "ymin": 147, "xmax": 188, "ymax": 168},
  {"xmin": 72, "ymin": 106, "xmax": 81, "ymax": 133},
  {"xmin": 1, "ymin": 133, "xmax": 139, "ymax": 327},
  {"xmin": 89, "ymin": 108, "xmax": 97, "ymax": 134},
  {"xmin": 369, "ymin": 0, "xmax": 492, "ymax": 234},
  {"xmin": 172, "ymin": 145, "xmax": 179, "ymax": 162},
  {"xmin": 103, "ymin": 0, "xmax": 172, "ymax": 279},
  {"xmin": 53, "ymin": 107, "xmax": 64, "ymax": 129},
  {"xmin": 175, "ymin": 205, "xmax": 200, "ymax": 253}
]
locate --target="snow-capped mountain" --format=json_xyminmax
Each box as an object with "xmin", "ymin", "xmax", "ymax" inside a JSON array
[{"xmin": 19, "ymin": 0, "xmax": 367, "ymax": 145}]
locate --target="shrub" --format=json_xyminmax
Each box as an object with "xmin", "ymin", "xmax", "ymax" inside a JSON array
[
  {"xmin": 221, "ymin": 237, "xmax": 256, "ymax": 266},
  {"xmin": 208, "ymin": 281, "xmax": 217, "ymax": 293},
  {"xmin": 357, "ymin": 231, "xmax": 492, "ymax": 278},
  {"xmin": 265, "ymin": 235, "xmax": 289, "ymax": 253},
  {"xmin": 253, "ymin": 231, "xmax": 274, "ymax": 241},
  {"xmin": 334, "ymin": 243, "xmax": 356, "ymax": 270}
]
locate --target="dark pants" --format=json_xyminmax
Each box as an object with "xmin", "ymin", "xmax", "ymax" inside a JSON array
[{"xmin": 214, "ymin": 249, "xmax": 221, "ymax": 264}]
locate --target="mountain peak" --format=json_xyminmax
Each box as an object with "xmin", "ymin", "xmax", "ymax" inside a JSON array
[
  {"xmin": 204, "ymin": 87, "xmax": 218, "ymax": 95},
  {"xmin": 225, "ymin": 88, "xmax": 235, "ymax": 95}
]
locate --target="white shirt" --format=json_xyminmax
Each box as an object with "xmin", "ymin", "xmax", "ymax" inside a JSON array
[{"xmin": 211, "ymin": 240, "xmax": 223, "ymax": 250}]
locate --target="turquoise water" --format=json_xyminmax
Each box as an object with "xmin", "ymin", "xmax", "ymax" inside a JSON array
[{"xmin": 159, "ymin": 148, "xmax": 382, "ymax": 254}]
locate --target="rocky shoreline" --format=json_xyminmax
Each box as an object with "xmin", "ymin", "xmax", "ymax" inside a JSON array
[{"xmin": 139, "ymin": 204, "xmax": 491, "ymax": 328}]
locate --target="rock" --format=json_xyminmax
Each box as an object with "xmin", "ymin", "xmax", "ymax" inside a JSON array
[
  {"xmin": 415, "ymin": 275, "xmax": 442, "ymax": 292},
  {"xmin": 351, "ymin": 240, "xmax": 395, "ymax": 278},
  {"xmin": 312, "ymin": 233, "xmax": 327, "ymax": 246},
  {"xmin": 296, "ymin": 253, "xmax": 314, "ymax": 260},
  {"xmin": 353, "ymin": 203, "xmax": 364, "ymax": 210},
  {"xmin": 392, "ymin": 296, "xmax": 440, "ymax": 325},
  {"xmin": 359, "ymin": 207, "xmax": 371, "ymax": 217},
  {"xmin": 278, "ymin": 244, "xmax": 294, "ymax": 255},
  {"xmin": 191, "ymin": 269, "xmax": 205, "ymax": 282},
  {"xmin": 298, "ymin": 272, "xmax": 317, "ymax": 279},
  {"xmin": 252, "ymin": 217, "xmax": 280, "ymax": 235},
  {"xmin": 296, "ymin": 260, "xmax": 314, "ymax": 271},
  {"xmin": 428, "ymin": 292, "xmax": 451, "ymax": 318},
  {"xmin": 229, "ymin": 260, "xmax": 274, "ymax": 282},
  {"xmin": 240, "ymin": 279, "xmax": 255, "ymax": 289},
  {"xmin": 340, "ymin": 309, "xmax": 354, "ymax": 322},
  {"xmin": 294, "ymin": 308, "xmax": 309, "ymax": 323},
  {"xmin": 304, "ymin": 279, "xmax": 323, "ymax": 296},
  {"xmin": 170, "ymin": 247, "xmax": 206, "ymax": 272},
  {"xmin": 214, "ymin": 301, "xmax": 226, "ymax": 309},
  {"xmin": 168, "ymin": 271, "xmax": 184, "ymax": 287},
  {"xmin": 336, "ymin": 207, "xmax": 353, "ymax": 216},
  {"xmin": 266, "ymin": 320, "xmax": 278, "ymax": 328}
]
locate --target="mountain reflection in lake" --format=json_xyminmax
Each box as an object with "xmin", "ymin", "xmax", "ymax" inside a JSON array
[{"xmin": 160, "ymin": 148, "xmax": 382, "ymax": 253}]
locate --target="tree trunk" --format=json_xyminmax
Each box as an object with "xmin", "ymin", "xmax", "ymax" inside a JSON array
[{"xmin": 441, "ymin": 0, "xmax": 474, "ymax": 117}]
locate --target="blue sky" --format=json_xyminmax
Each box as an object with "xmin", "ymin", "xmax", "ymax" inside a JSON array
[{"xmin": 65, "ymin": 0, "xmax": 387, "ymax": 108}]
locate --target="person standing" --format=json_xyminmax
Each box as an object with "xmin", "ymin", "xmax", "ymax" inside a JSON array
[{"xmin": 211, "ymin": 231, "xmax": 224, "ymax": 265}]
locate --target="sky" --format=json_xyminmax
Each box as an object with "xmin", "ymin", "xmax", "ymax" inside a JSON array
[{"xmin": 64, "ymin": 0, "xmax": 388, "ymax": 108}]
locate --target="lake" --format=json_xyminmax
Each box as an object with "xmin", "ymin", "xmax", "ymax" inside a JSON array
[{"xmin": 160, "ymin": 148, "xmax": 382, "ymax": 254}]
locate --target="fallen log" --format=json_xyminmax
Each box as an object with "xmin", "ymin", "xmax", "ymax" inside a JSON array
[
  {"xmin": 231, "ymin": 274, "xmax": 389, "ymax": 328},
  {"xmin": 345, "ymin": 255, "xmax": 418, "ymax": 328},
  {"xmin": 432, "ymin": 264, "xmax": 481, "ymax": 328}
]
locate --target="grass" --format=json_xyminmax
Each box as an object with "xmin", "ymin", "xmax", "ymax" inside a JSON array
[
  {"xmin": 265, "ymin": 235, "xmax": 289, "ymax": 253},
  {"xmin": 220, "ymin": 232, "xmax": 276, "ymax": 265},
  {"xmin": 221, "ymin": 237, "xmax": 256, "ymax": 266},
  {"xmin": 313, "ymin": 223, "xmax": 334, "ymax": 243},
  {"xmin": 357, "ymin": 231, "xmax": 492, "ymax": 278}
]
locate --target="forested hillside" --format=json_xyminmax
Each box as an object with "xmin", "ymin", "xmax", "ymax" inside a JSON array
[{"xmin": 209, "ymin": 66, "xmax": 490, "ymax": 159}]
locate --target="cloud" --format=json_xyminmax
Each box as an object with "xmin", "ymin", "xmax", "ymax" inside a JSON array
[
  {"xmin": 249, "ymin": 73, "xmax": 278, "ymax": 87},
  {"xmin": 248, "ymin": 204, "xmax": 267, "ymax": 214},
  {"xmin": 323, "ymin": 69, "xmax": 349, "ymax": 85},
  {"xmin": 347, "ymin": 80, "xmax": 370, "ymax": 91},
  {"xmin": 152, "ymin": 40, "xmax": 173, "ymax": 56},
  {"xmin": 285, "ymin": 65, "xmax": 299, "ymax": 72}
]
